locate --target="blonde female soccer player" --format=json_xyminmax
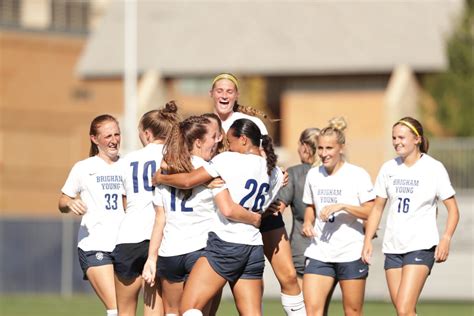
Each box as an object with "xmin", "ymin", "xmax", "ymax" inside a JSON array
[
  {"xmin": 302, "ymin": 117, "xmax": 375, "ymax": 316},
  {"xmin": 362, "ymin": 117, "xmax": 459, "ymax": 316}
]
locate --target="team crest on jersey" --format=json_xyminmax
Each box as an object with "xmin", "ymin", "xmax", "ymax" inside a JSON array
[{"xmin": 95, "ymin": 252, "xmax": 104, "ymax": 261}]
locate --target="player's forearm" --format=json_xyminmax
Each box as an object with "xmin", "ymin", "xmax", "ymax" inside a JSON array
[
  {"xmin": 153, "ymin": 167, "xmax": 212, "ymax": 189},
  {"xmin": 147, "ymin": 207, "xmax": 165, "ymax": 260},
  {"xmin": 441, "ymin": 196, "xmax": 460, "ymax": 240},
  {"xmin": 341, "ymin": 201, "xmax": 374, "ymax": 220},
  {"xmin": 363, "ymin": 197, "xmax": 385, "ymax": 241},
  {"xmin": 226, "ymin": 204, "xmax": 261, "ymax": 227},
  {"xmin": 303, "ymin": 205, "xmax": 316, "ymax": 226}
]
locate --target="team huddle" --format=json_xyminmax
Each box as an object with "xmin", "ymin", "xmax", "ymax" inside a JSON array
[{"xmin": 59, "ymin": 74, "xmax": 459, "ymax": 316}]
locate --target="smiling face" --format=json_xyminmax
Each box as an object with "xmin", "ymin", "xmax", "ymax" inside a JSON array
[
  {"xmin": 90, "ymin": 120, "xmax": 121, "ymax": 162},
  {"xmin": 226, "ymin": 128, "xmax": 246, "ymax": 154},
  {"xmin": 317, "ymin": 134, "xmax": 344, "ymax": 174},
  {"xmin": 392, "ymin": 124, "xmax": 420, "ymax": 159},
  {"xmin": 210, "ymin": 79, "xmax": 239, "ymax": 119},
  {"xmin": 194, "ymin": 123, "xmax": 219, "ymax": 161}
]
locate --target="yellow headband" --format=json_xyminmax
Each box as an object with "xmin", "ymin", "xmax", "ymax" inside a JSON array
[
  {"xmin": 212, "ymin": 73, "xmax": 239, "ymax": 90},
  {"xmin": 398, "ymin": 120, "xmax": 420, "ymax": 137}
]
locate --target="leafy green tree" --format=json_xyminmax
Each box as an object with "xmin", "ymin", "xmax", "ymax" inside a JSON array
[{"xmin": 423, "ymin": 0, "xmax": 474, "ymax": 136}]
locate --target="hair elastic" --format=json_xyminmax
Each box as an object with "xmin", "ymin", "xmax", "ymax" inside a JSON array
[
  {"xmin": 398, "ymin": 120, "xmax": 420, "ymax": 137},
  {"xmin": 212, "ymin": 73, "xmax": 239, "ymax": 90}
]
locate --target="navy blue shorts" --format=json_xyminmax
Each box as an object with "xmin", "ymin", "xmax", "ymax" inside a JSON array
[
  {"xmin": 112, "ymin": 240, "xmax": 149, "ymax": 280},
  {"xmin": 260, "ymin": 212, "xmax": 285, "ymax": 233},
  {"xmin": 304, "ymin": 258, "xmax": 369, "ymax": 280},
  {"xmin": 384, "ymin": 246, "xmax": 436, "ymax": 273},
  {"xmin": 204, "ymin": 232, "xmax": 265, "ymax": 283},
  {"xmin": 157, "ymin": 249, "xmax": 205, "ymax": 282},
  {"xmin": 78, "ymin": 248, "xmax": 114, "ymax": 280}
]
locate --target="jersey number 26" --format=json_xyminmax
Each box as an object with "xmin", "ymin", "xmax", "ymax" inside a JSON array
[{"xmin": 239, "ymin": 179, "xmax": 270, "ymax": 212}]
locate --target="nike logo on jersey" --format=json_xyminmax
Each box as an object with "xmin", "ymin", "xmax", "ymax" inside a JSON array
[
  {"xmin": 414, "ymin": 257, "xmax": 423, "ymax": 262},
  {"xmin": 359, "ymin": 269, "xmax": 366, "ymax": 273},
  {"xmin": 89, "ymin": 172, "xmax": 96, "ymax": 176}
]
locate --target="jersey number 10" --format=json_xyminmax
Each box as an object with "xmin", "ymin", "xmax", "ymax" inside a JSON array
[{"xmin": 130, "ymin": 160, "xmax": 156, "ymax": 193}]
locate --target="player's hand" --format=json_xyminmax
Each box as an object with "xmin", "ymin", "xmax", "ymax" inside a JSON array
[
  {"xmin": 262, "ymin": 200, "xmax": 282, "ymax": 219},
  {"xmin": 434, "ymin": 236, "xmax": 451, "ymax": 263},
  {"xmin": 67, "ymin": 199, "xmax": 87, "ymax": 216},
  {"xmin": 142, "ymin": 258, "xmax": 157, "ymax": 286},
  {"xmin": 301, "ymin": 221, "xmax": 316, "ymax": 238},
  {"xmin": 319, "ymin": 204, "xmax": 343, "ymax": 222},
  {"xmin": 361, "ymin": 240, "xmax": 373, "ymax": 265},
  {"xmin": 206, "ymin": 177, "xmax": 225, "ymax": 189},
  {"xmin": 152, "ymin": 169, "xmax": 163, "ymax": 185}
]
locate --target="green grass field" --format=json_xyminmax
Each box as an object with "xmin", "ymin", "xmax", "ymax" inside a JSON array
[{"xmin": 0, "ymin": 295, "xmax": 472, "ymax": 316}]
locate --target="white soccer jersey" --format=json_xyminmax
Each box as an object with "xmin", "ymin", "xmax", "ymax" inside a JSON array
[
  {"xmin": 61, "ymin": 156, "xmax": 125, "ymax": 252},
  {"xmin": 153, "ymin": 156, "xmax": 219, "ymax": 257},
  {"xmin": 221, "ymin": 112, "xmax": 268, "ymax": 135},
  {"xmin": 204, "ymin": 151, "xmax": 284, "ymax": 245},
  {"xmin": 302, "ymin": 162, "xmax": 375, "ymax": 262},
  {"xmin": 116, "ymin": 143, "xmax": 164, "ymax": 245},
  {"xmin": 374, "ymin": 154, "xmax": 455, "ymax": 254}
]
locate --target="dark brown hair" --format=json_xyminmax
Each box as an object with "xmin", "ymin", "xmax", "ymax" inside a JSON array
[{"xmin": 164, "ymin": 115, "xmax": 211, "ymax": 174}]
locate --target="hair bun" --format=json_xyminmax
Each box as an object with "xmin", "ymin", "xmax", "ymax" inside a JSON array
[
  {"xmin": 328, "ymin": 116, "xmax": 347, "ymax": 131},
  {"xmin": 164, "ymin": 100, "xmax": 178, "ymax": 113}
]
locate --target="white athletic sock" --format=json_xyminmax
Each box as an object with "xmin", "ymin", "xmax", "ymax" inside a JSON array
[
  {"xmin": 281, "ymin": 292, "xmax": 306, "ymax": 315},
  {"xmin": 182, "ymin": 309, "xmax": 203, "ymax": 316},
  {"xmin": 106, "ymin": 309, "xmax": 118, "ymax": 316}
]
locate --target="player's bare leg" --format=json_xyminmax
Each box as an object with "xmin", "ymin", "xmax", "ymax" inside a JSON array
[
  {"xmin": 231, "ymin": 278, "xmax": 263, "ymax": 316},
  {"xmin": 180, "ymin": 257, "xmax": 226, "ymax": 314}
]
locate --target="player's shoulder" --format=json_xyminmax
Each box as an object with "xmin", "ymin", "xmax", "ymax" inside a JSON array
[
  {"xmin": 379, "ymin": 157, "xmax": 402, "ymax": 172},
  {"xmin": 73, "ymin": 156, "xmax": 100, "ymax": 169},
  {"xmin": 306, "ymin": 164, "xmax": 323, "ymax": 179},
  {"xmin": 122, "ymin": 148, "xmax": 142, "ymax": 161},
  {"xmin": 344, "ymin": 162, "xmax": 370, "ymax": 176},
  {"xmin": 212, "ymin": 151, "xmax": 238, "ymax": 162},
  {"xmin": 419, "ymin": 153, "xmax": 442, "ymax": 166}
]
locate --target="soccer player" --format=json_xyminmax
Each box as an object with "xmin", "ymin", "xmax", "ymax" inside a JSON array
[
  {"xmin": 302, "ymin": 117, "xmax": 375, "ymax": 316},
  {"xmin": 142, "ymin": 115, "xmax": 260, "ymax": 316},
  {"xmin": 362, "ymin": 117, "xmax": 459, "ymax": 316},
  {"xmin": 113, "ymin": 101, "xmax": 180, "ymax": 316},
  {"xmin": 59, "ymin": 114, "xmax": 124, "ymax": 316},
  {"xmin": 210, "ymin": 73, "xmax": 305, "ymax": 315},
  {"xmin": 154, "ymin": 118, "xmax": 284, "ymax": 316}
]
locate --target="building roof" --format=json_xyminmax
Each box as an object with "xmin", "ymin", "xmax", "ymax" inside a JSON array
[{"xmin": 76, "ymin": 0, "xmax": 464, "ymax": 78}]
